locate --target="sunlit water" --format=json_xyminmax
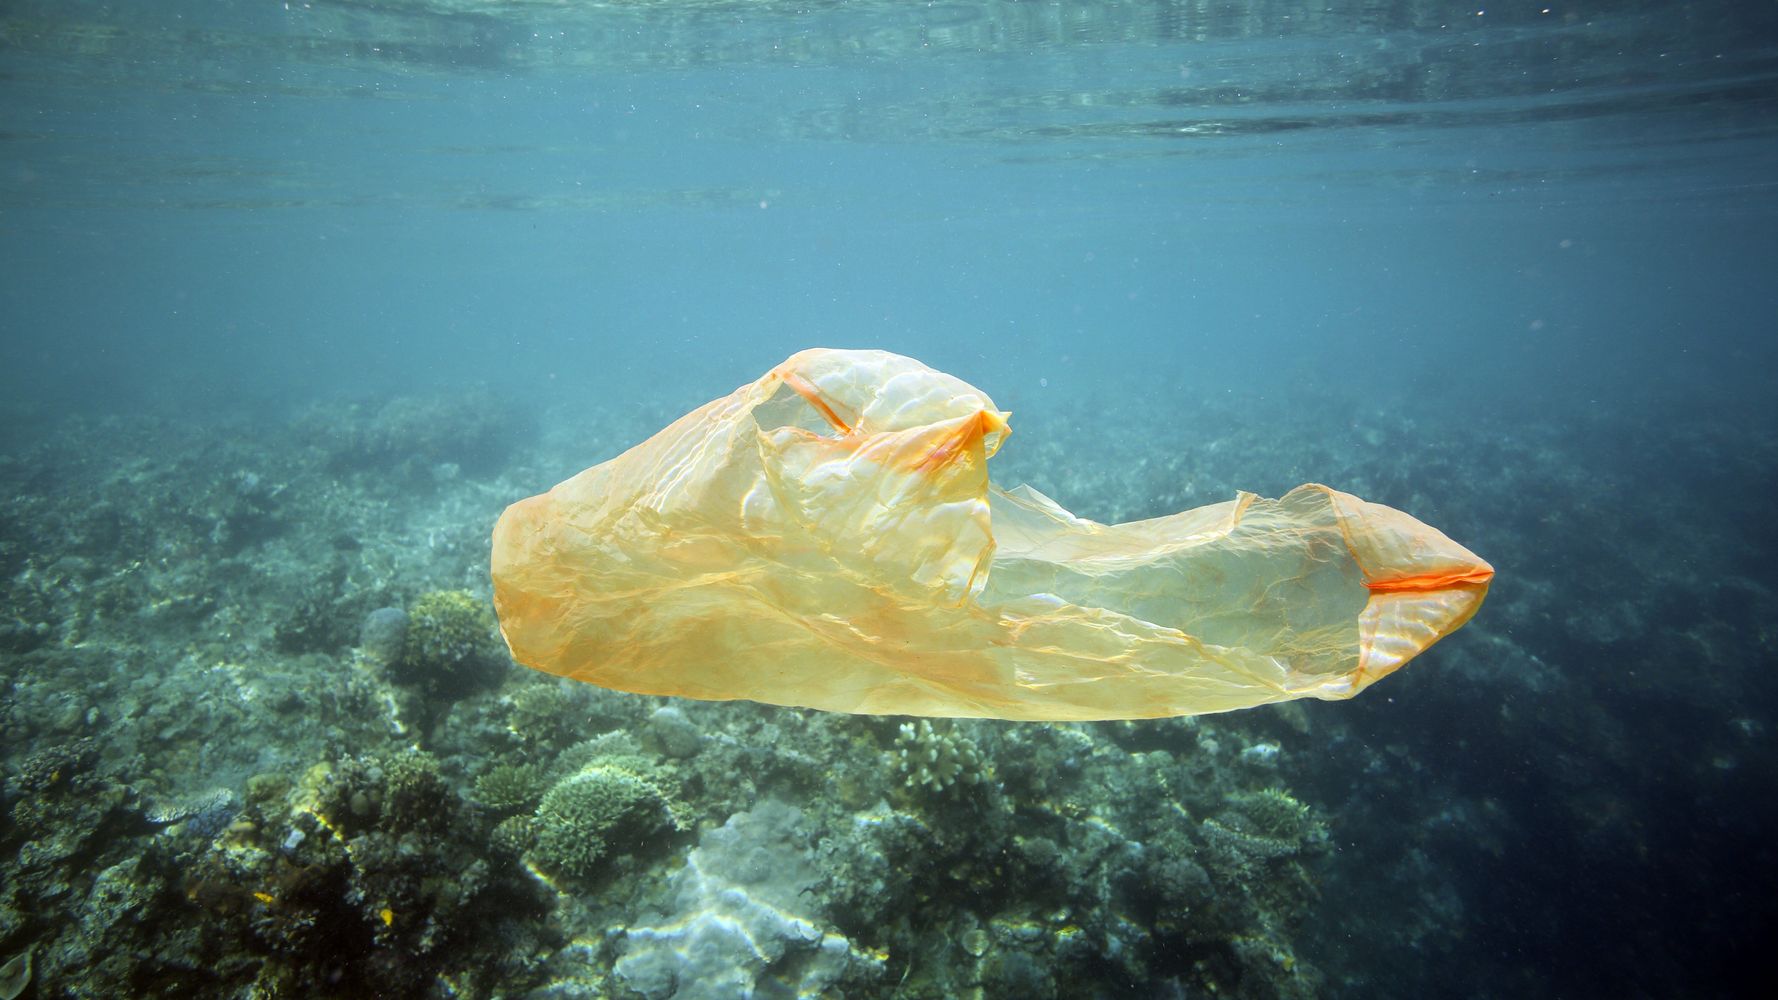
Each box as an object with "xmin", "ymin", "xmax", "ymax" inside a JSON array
[{"xmin": 5, "ymin": 0, "xmax": 1773, "ymax": 420}]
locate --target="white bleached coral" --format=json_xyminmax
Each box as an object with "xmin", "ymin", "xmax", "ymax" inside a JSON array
[
  {"xmin": 614, "ymin": 800, "xmax": 879, "ymax": 999},
  {"xmin": 893, "ymin": 720, "xmax": 985, "ymax": 791}
]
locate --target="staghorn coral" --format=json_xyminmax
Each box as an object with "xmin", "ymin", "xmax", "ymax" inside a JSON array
[
  {"xmin": 489, "ymin": 813, "xmax": 537, "ymax": 858},
  {"xmin": 472, "ymin": 762, "xmax": 552, "ymax": 815},
  {"xmin": 528, "ymin": 763, "xmax": 681, "ymax": 881},
  {"xmin": 555, "ymin": 731, "xmax": 655, "ymax": 778},
  {"xmin": 503, "ymin": 680, "xmax": 596, "ymax": 750}
]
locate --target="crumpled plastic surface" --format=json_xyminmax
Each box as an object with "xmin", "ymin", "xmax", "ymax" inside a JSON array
[{"xmin": 491, "ymin": 349, "xmax": 1493, "ymax": 721}]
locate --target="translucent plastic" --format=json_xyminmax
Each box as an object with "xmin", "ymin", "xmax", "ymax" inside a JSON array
[{"xmin": 491, "ymin": 349, "xmax": 1493, "ymax": 721}]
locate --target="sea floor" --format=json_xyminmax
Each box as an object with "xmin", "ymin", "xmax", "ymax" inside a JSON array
[{"xmin": 1, "ymin": 380, "xmax": 1771, "ymax": 998}]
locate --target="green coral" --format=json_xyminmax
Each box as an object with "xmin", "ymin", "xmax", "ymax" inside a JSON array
[
  {"xmin": 472, "ymin": 762, "xmax": 552, "ymax": 814},
  {"xmin": 528, "ymin": 763, "xmax": 680, "ymax": 880},
  {"xmin": 313, "ymin": 750, "xmax": 456, "ymax": 836},
  {"xmin": 382, "ymin": 750, "xmax": 453, "ymax": 832},
  {"xmin": 504, "ymin": 681, "xmax": 592, "ymax": 749},
  {"xmin": 1199, "ymin": 787, "xmax": 1329, "ymax": 879},
  {"xmin": 392, "ymin": 590, "xmax": 505, "ymax": 695},
  {"xmin": 489, "ymin": 814, "xmax": 537, "ymax": 857},
  {"xmin": 556, "ymin": 731, "xmax": 654, "ymax": 777},
  {"xmin": 1227, "ymin": 787, "xmax": 1329, "ymax": 847}
]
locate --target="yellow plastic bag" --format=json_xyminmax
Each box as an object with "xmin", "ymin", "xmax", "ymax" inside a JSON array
[{"xmin": 490, "ymin": 349, "xmax": 1493, "ymax": 721}]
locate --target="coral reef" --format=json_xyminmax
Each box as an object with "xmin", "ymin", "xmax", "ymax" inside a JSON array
[
  {"xmin": 503, "ymin": 679, "xmax": 603, "ymax": 751},
  {"xmin": 389, "ymin": 589, "xmax": 508, "ymax": 702},
  {"xmin": 2, "ymin": 376, "xmax": 1763, "ymax": 999},
  {"xmin": 893, "ymin": 719, "xmax": 987, "ymax": 791},
  {"xmin": 293, "ymin": 385, "xmax": 531, "ymax": 484},
  {"xmin": 1200, "ymin": 788, "xmax": 1330, "ymax": 881},
  {"xmin": 528, "ymin": 763, "xmax": 681, "ymax": 881},
  {"xmin": 358, "ymin": 605, "xmax": 411, "ymax": 666},
  {"xmin": 615, "ymin": 800, "xmax": 879, "ymax": 999},
  {"xmin": 472, "ymin": 761, "xmax": 551, "ymax": 814},
  {"xmin": 0, "ymin": 398, "xmax": 1404, "ymax": 999}
]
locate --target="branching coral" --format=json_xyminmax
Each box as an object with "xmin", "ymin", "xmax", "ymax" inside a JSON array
[
  {"xmin": 381, "ymin": 750, "xmax": 453, "ymax": 832},
  {"xmin": 391, "ymin": 590, "xmax": 505, "ymax": 696},
  {"xmin": 308, "ymin": 749, "xmax": 453, "ymax": 837},
  {"xmin": 893, "ymin": 720, "xmax": 986, "ymax": 791},
  {"xmin": 1199, "ymin": 787, "xmax": 1329, "ymax": 880},
  {"xmin": 472, "ymin": 762, "xmax": 551, "ymax": 815},
  {"xmin": 502, "ymin": 681, "xmax": 593, "ymax": 750},
  {"xmin": 528, "ymin": 764, "xmax": 681, "ymax": 880}
]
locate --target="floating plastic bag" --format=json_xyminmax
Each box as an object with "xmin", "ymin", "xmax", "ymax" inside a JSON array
[{"xmin": 490, "ymin": 349, "xmax": 1492, "ymax": 721}]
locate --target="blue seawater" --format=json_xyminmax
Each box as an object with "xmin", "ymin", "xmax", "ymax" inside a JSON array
[{"xmin": 1, "ymin": 2, "xmax": 1772, "ymax": 998}]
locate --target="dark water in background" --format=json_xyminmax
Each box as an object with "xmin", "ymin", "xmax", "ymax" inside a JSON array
[{"xmin": 4, "ymin": 1, "xmax": 1778, "ymax": 997}]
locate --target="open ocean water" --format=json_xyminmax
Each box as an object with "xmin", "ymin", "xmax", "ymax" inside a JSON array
[{"xmin": 2, "ymin": 1, "xmax": 1775, "ymax": 998}]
